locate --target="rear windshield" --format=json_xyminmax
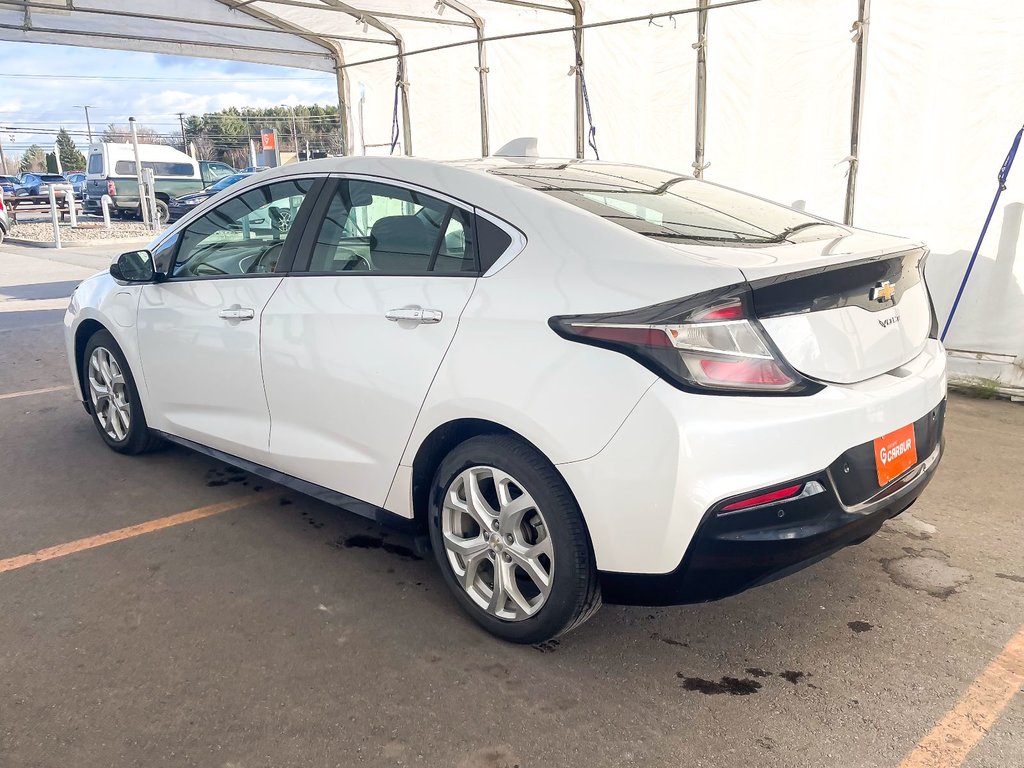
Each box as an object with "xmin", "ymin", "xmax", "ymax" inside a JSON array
[
  {"xmin": 208, "ymin": 173, "xmax": 249, "ymax": 192},
  {"xmin": 87, "ymin": 154, "xmax": 102, "ymax": 174},
  {"xmin": 489, "ymin": 163, "xmax": 839, "ymax": 245},
  {"xmin": 114, "ymin": 160, "xmax": 194, "ymax": 177},
  {"xmin": 40, "ymin": 174, "xmax": 65, "ymax": 182}
]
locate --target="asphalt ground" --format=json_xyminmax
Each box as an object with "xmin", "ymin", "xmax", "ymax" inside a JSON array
[{"xmin": 0, "ymin": 244, "xmax": 1021, "ymax": 768}]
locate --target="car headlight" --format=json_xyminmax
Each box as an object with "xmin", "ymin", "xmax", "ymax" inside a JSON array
[{"xmin": 185, "ymin": 198, "xmax": 202, "ymax": 206}]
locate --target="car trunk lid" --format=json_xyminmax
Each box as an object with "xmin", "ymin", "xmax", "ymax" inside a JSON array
[{"xmin": 666, "ymin": 232, "xmax": 934, "ymax": 385}]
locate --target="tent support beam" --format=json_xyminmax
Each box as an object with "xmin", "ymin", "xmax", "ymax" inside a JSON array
[
  {"xmin": 569, "ymin": 0, "xmax": 584, "ymax": 159},
  {"xmin": 694, "ymin": 0, "xmax": 708, "ymax": 179},
  {"xmin": 220, "ymin": 0, "xmax": 353, "ymax": 155},
  {"xmin": 318, "ymin": 0, "xmax": 413, "ymax": 155},
  {"xmin": 441, "ymin": 1, "xmax": 490, "ymax": 156},
  {"xmin": 845, "ymin": 0, "xmax": 870, "ymax": 225}
]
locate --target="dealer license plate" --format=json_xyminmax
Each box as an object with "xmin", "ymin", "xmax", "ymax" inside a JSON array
[{"xmin": 874, "ymin": 423, "xmax": 918, "ymax": 486}]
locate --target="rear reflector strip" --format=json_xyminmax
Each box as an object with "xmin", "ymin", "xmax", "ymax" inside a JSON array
[
  {"xmin": 717, "ymin": 481, "xmax": 827, "ymax": 515},
  {"xmin": 721, "ymin": 484, "xmax": 803, "ymax": 511}
]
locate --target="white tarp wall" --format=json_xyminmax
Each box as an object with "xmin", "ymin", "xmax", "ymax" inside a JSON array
[{"xmin": 1, "ymin": 0, "xmax": 1021, "ymax": 392}]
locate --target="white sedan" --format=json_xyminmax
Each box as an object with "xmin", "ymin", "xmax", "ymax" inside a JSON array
[{"xmin": 65, "ymin": 155, "xmax": 946, "ymax": 643}]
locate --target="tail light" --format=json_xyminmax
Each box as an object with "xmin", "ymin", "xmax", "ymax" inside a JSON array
[
  {"xmin": 106, "ymin": 180, "xmax": 116, "ymax": 196},
  {"xmin": 550, "ymin": 284, "xmax": 820, "ymax": 396}
]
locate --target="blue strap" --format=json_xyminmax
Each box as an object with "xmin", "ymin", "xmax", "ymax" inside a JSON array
[{"xmin": 940, "ymin": 124, "xmax": 1023, "ymax": 341}]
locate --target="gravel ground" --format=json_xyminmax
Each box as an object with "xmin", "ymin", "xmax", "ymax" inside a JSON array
[{"xmin": 8, "ymin": 218, "xmax": 161, "ymax": 243}]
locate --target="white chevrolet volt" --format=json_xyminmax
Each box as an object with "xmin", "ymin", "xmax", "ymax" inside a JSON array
[{"xmin": 65, "ymin": 155, "xmax": 946, "ymax": 643}]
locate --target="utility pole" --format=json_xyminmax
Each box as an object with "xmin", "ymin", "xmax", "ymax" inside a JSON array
[
  {"xmin": 0, "ymin": 132, "xmax": 7, "ymax": 175},
  {"xmin": 74, "ymin": 105, "xmax": 94, "ymax": 143},
  {"xmin": 177, "ymin": 112, "xmax": 187, "ymax": 153}
]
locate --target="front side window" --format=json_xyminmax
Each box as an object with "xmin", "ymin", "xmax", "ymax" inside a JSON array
[
  {"xmin": 172, "ymin": 179, "xmax": 312, "ymax": 279},
  {"xmin": 307, "ymin": 179, "xmax": 477, "ymax": 274}
]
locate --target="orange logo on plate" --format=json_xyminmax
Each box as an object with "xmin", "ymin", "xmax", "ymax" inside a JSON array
[{"xmin": 874, "ymin": 423, "xmax": 917, "ymax": 486}]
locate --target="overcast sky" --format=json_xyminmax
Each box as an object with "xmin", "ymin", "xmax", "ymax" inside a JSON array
[{"xmin": 0, "ymin": 42, "xmax": 339, "ymax": 160}]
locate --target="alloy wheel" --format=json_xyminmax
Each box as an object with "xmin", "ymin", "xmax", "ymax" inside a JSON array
[
  {"xmin": 441, "ymin": 466, "xmax": 554, "ymax": 621},
  {"xmin": 87, "ymin": 346, "xmax": 131, "ymax": 441}
]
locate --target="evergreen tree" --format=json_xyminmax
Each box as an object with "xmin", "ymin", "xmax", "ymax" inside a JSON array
[{"xmin": 56, "ymin": 128, "xmax": 86, "ymax": 171}]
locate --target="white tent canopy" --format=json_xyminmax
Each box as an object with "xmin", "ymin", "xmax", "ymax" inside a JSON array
[{"xmin": 2, "ymin": 0, "xmax": 1022, "ymax": 394}]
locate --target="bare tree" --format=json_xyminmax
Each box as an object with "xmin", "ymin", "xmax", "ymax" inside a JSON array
[
  {"xmin": 101, "ymin": 122, "xmax": 167, "ymax": 144},
  {"xmin": 189, "ymin": 135, "xmax": 216, "ymax": 161}
]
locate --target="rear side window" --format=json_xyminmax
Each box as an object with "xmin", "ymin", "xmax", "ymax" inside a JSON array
[
  {"xmin": 87, "ymin": 154, "xmax": 102, "ymax": 174},
  {"xmin": 475, "ymin": 215, "xmax": 513, "ymax": 272},
  {"xmin": 306, "ymin": 179, "xmax": 477, "ymax": 275},
  {"xmin": 114, "ymin": 161, "xmax": 194, "ymax": 177},
  {"xmin": 491, "ymin": 163, "xmax": 836, "ymax": 245}
]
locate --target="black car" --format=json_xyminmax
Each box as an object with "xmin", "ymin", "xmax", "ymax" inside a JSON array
[{"xmin": 167, "ymin": 172, "xmax": 252, "ymax": 221}]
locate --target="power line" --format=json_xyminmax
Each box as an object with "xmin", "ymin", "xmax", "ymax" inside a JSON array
[{"xmin": 0, "ymin": 73, "xmax": 332, "ymax": 83}]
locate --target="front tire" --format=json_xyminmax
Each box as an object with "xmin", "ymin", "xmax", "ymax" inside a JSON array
[
  {"xmin": 82, "ymin": 330, "xmax": 160, "ymax": 454},
  {"xmin": 428, "ymin": 435, "xmax": 601, "ymax": 643}
]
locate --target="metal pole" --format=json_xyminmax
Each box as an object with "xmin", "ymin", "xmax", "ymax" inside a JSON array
[
  {"xmin": 48, "ymin": 186, "xmax": 61, "ymax": 249},
  {"xmin": 475, "ymin": 24, "xmax": 490, "ymax": 156},
  {"xmin": 128, "ymin": 117, "xmax": 150, "ymax": 229},
  {"xmin": 694, "ymin": 0, "xmax": 709, "ymax": 179},
  {"xmin": 74, "ymin": 105, "xmax": 94, "ymax": 143},
  {"xmin": 177, "ymin": 112, "xmax": 187, "ymax": 152},
  {"xmin": 396, "ymin": 41, "xmax": 413, "ymax": 156},
  {"xmin": 845, "ymin": 0, "xmax": 870, "ymax": 225},
  {"xmin": 569, "ymin": 1, "xmax": 585, "ymax": 159},
  {"xmin": 334, "ymin": 60, "xmax": 351, "ymax": 155},
  {"xmin": 0, "ymin": 132, "xmax": 8, "ymax": 175}
]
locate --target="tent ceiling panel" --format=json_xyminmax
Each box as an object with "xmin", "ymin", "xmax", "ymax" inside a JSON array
[{"xmin": 0, "ymin": 0, "xmax": 338, "ymax": 71}]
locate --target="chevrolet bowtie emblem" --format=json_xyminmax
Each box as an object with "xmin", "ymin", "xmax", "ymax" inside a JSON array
[{"xmin": 870, "ymin": 281, "xmax": 896, "ymax": 303}]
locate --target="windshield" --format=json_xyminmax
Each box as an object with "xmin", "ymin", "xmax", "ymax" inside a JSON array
[
  {"xmin": 208, "ymin": 173, "xmax": 248, "ymax": 192},
  {"xmin": 40, "ymin": 175, "xmax": 65, "ymax": 182},
  {"xmin": 490, "ymin": 163, "xmax": 842, "ymax": 245}
]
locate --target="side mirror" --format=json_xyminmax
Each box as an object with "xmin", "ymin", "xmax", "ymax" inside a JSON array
[{"xmin": 110, "ymin": 249, "xmax": 157, "ymax": 283}]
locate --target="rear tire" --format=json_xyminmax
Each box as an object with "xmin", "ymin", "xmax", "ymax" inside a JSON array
[
  {"xmin": 428, "ymin": 435, "xmax": 601, "ymax": 643},
  {"xmin": 82, "ymin": 330, "xmax": 160, "ymax": 455}
]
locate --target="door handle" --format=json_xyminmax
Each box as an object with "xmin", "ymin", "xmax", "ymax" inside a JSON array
[
  {"xmin": 219, "ymin": 306, "xmax": 255, "ymax": 321},
  {"xmin": 385, "ymin": 307, "xmax": 443, "ymax": 324}
]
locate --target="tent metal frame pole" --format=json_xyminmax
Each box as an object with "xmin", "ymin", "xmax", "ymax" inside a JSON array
[
  {"xmin": 230, "ymin": 0, "xmax": 475, "ymax": 28},
  {"xmin": 845, "ymin": 0, "xmax": 870, "ymax": 225},
  {"xmin": 693, "ymin": 0, "xmax": 708, "ymax": 179},
  {"xmin": 2, "ymin": 0, "xmax": 395, "ymax": 47},
  {"xmin": 569, "ymin": 0, "xmax": 584, "ymax": 159},
  {"xmin": 318, "ymin": 0, "xmax": 413, "ymax": 155},
  {"xmin": 441, "ymin": 1, "xmax": 490, "ymax": 157},
  {"xmin": 221, "ymin": 0, "xmax": 353, "ymax": 155}
]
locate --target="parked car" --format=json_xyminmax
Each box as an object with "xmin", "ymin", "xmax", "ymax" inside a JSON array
[
  {"xmin": 167, "ymin": 172, "xmax": 253, "ymax": 221},
  {"xmin": 83, "ymin": 142, "xmax": 235, "ymax": 224},
  {"xmin": 65, "ymin": 172, "xmax": 87, "ymax": 199},
  {"xmin": 64, "ymin": 155, "xmax": 946, "ymax": 643},
  {"xmin": 0, "ymin": 175, "xmax": 19, "ymax": 198},
  {"xmin": 16, "ymin": 173, "xmax": 69, "ymax": 197},
  {"xmin": 242, "ymin": 166, "xmax": 271, "ymax": 173}
]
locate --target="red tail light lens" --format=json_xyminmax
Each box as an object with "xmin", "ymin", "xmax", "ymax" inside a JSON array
[
  {"xmin": 106, "ymin": 180, "xmax": 116, "ymax": 196},
  {"xmin": 550, "ymin": 284, "xmax": 819, "ymax": 396}
]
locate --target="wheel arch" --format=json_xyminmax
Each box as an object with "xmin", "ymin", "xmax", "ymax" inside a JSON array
[
  {"xmin": 408, "ymin": 417, "xmax": 586, "ymax": 535},
  {"xmin": 73, "ymin": 318, "xmax": 108, "ymax": 402}
]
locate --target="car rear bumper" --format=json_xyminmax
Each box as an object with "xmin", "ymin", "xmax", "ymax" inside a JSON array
[
  {"xmin": 599, "ymin": 400, "xmax": 945, "ymax": 605},
  {"xmin": 558, "ymin": 339, "xmax": 948, "ymax": 579}
]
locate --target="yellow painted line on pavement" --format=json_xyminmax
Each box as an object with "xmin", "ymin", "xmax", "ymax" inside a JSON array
[
  {"xmin": 0, "ymin": 384, "xmax": 72, "ymax": 401},
  {"xmin": 0, "ymin": 492, "xmax": 278, "ymax": 574},
  {"xmin": 899, "ymin": 626, "xmax": 1024, "ymax": 768}
]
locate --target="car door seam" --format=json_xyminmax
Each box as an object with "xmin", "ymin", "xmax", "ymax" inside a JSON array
[{"xmin": 383, "ymin": 276, "xmax": 481, "ymax": 509}]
